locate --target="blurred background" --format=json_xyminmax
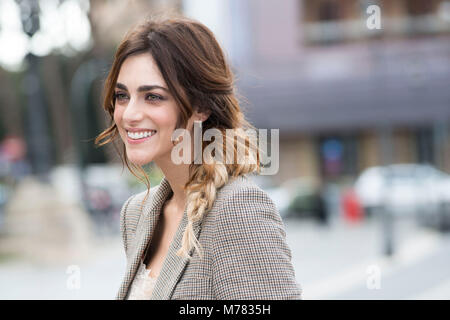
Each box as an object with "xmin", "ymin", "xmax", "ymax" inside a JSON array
[{"xmin": 0, "ymin": 0, "xmax": 449, "ymax": 299}]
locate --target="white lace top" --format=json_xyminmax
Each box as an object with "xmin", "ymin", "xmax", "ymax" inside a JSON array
[{"xmin": 127, "ymin": 260, "xmax": 159, "ymax": 300}]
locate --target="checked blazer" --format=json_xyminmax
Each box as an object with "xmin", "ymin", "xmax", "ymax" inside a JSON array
[{"xmin": 116, "ymin": 173, "xmax": 302, "ymax": 300}]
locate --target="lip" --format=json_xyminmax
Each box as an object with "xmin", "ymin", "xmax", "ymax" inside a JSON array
[
  {"xmin": 126, "ymin": 131, "xmax": 156, "ymax": 145},
  {"xmin": 125, "ymin": 127, "xmax": 157, "ymax": 133}
]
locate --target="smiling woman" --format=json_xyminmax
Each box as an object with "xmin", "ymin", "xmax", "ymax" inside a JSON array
[
  {"xmin": 95, "ymin": 14, "xmax": 301, "ymax": 300},
  {"xmin": 111, "ymin": 53, "xmax": 181, "ymax": 166}
]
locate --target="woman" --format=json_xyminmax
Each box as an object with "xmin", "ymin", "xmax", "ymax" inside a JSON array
[{"xmin": 96, "ymin": 14, "xmax": 302, "ymax": 300}]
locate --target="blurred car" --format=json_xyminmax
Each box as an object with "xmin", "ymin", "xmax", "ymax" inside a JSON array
[
  {"xmin": 49, "ymin": 164, "xmax": 131, "ymax": 234},
  {"xmin": 83, "ymin": 164, "xmax": 132, "ymax": 214},
  {"xmin": 354, "ymin": 163, "xmax": 450, "ymax": 230},
  {"xmin": 249, "ymin": 175, "xmax": 328, "ymax": 222},
  {"xmin": 282, "ymin": 178, "xmax": 327, "ymax": 222}
]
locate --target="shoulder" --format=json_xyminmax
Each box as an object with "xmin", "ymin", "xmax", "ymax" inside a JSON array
[
  {"xmin": 215, "ymin": 173, "xmax": 282, "ymax": 226},
  {"xmin": 210, "ymin": 174, "xmax": 301, "ymax": 299},
  {"xmin": 217, "ymin": 173, "xmax": 272, "ymax": 200}
]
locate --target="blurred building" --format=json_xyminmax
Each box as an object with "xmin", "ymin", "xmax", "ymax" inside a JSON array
[
  {"xmin": 200, "ymin": 0, "xmax": 450, "ymax": 185},
  {"xmin": 1, "ymin": 0, "xmax": 449, "ymax": 186}
]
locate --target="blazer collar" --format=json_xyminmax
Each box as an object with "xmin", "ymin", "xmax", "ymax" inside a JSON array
[{"xmin": 118, "ymin": 176, "xmax": 203, "ymax": 300}]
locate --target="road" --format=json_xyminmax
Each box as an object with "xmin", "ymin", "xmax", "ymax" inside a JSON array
[{"xmin": 284, "ymin": 215, "xmax": 450, "ymax": 299}]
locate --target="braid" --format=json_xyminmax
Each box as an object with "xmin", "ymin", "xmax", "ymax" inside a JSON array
[{"xmin": 176, "ymin": 155, "xmax": 228, "ymax": 259}]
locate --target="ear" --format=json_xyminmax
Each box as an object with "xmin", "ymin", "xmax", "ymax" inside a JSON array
[{"xmin": 194, "ymin": 109, "xmax": 211, "ymax": 122}]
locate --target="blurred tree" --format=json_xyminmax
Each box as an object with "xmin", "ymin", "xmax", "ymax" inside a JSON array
[{"xmin": 16, "ymin": 0, "xmax": 54, "ymax": 179}]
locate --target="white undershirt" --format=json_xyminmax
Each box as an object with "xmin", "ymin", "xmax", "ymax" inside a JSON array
[{"xmin": 127, "ymin": 260, "xmax": 159, "ymax": 300}]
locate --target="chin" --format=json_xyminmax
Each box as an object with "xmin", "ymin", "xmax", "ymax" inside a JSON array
[
  {"xmin": 126, "ymin": 150, "xmax": 155, "ymax": 166},
  {"xmin": 129, "ymin": 158, "xmax": 152, "ymax": 166}
]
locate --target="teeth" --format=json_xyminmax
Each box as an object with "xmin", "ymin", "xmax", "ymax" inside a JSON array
[{"xmin": 127, "ymin": 130, "xmax": 156, "ymax": 140}]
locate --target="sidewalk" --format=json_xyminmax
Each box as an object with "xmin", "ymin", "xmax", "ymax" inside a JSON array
[
  {"xmin": 0, "ymin": 234, "xmax": 126, "ymax": 299},
  {"xmin": 1, "ymin": 214, "xmax": 448, "ymax": 299},
  {"xmin": 283, "ymin": 215, "xmax": 449, "ymax": 299}
]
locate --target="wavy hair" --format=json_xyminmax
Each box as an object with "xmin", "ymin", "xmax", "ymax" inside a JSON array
[{"xmin": 95, "ymin": 14, "xmax": 261, "ymax": 260}]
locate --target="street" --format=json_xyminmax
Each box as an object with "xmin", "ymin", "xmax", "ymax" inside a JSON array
[{"xmin": 285, "ymin": 215, "xmax": 450, "ymax": 299}]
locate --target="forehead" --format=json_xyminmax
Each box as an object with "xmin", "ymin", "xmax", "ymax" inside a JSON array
[{"xmin": 116, "ymin": 53, "xmax": 166, "ymax": 89}]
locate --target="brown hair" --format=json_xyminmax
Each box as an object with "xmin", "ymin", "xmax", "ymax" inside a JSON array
[{"xmin": 95, "ymin": 14, "xmax": 261, "ymax": 259}]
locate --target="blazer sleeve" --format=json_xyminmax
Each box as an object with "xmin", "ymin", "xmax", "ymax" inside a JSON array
[
  {"xmin": 212, "ymin": 186, "xmax": 302, "ymax": 300},
  {"xmin": 119, "ymin": 194, "xmax": 135, "ymax": 257}
]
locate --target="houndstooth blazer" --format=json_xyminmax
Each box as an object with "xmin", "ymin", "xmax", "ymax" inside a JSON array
[{"xmin": 116, "ymin": 173, "xmax": 302, "ymax": 300}]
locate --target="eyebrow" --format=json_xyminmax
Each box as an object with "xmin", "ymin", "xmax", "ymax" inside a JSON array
[{"xmin": 115, "ymin": 82, "xmax": 169, "ymax": 93}]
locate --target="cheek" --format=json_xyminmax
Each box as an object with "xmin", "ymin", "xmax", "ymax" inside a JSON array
[
  {"xmin": 113, "ymin": 108, "xmax": 126, "ymax": 139},
  {"xmin": 155, "ymin": 107, "xmax": 179, "ymax": 133},
  {"xmin": 113, "ymin": 107, "xmax": 120, "ymax": 123},
  {"xmin": 113, "ymin": 107, "xmax": 123, "ymax": 128}
]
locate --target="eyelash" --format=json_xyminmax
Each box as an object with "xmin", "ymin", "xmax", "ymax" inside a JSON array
[{"xmin": 113, "ymin": 92, "xmax": 164, "ymax": 102}]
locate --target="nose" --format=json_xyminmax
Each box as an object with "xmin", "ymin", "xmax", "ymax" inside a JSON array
[{"xmin": 122, "ymin": 97, "xmax": 144, "ymax": 124}]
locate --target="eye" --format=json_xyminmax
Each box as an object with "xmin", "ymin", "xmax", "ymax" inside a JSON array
[
  {"xmin": 146, "ymin": 93, "xmax": 164, "ymax": 101},
  {"xmin": 113, "ymin": 92, "xmax": 164, "ymax": 103},
  {"xmin": 114, "ymin": 92, "xmax": 128, "ymax": 101}
]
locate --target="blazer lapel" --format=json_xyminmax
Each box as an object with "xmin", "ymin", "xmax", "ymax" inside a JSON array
[
  {"xmin": 118, "ymin": 177, "xmax": 171, "ymax": 300},
  {"xmin": 118, "ymin": 176, "xmax": 203, "ymax": 300},
  {"xmin": 150, "ymin": 206, "xmax": 202, "ymax": 299}
]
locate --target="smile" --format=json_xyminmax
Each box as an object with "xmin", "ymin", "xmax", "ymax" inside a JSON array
[{"xmin": 126, "ymin": 129, "xmax": 157, "ymax": 144}]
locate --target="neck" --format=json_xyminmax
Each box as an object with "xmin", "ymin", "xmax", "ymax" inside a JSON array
[{"xmin": 155, "ymin": 158, "xmax": 190, "ymax": 213}]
